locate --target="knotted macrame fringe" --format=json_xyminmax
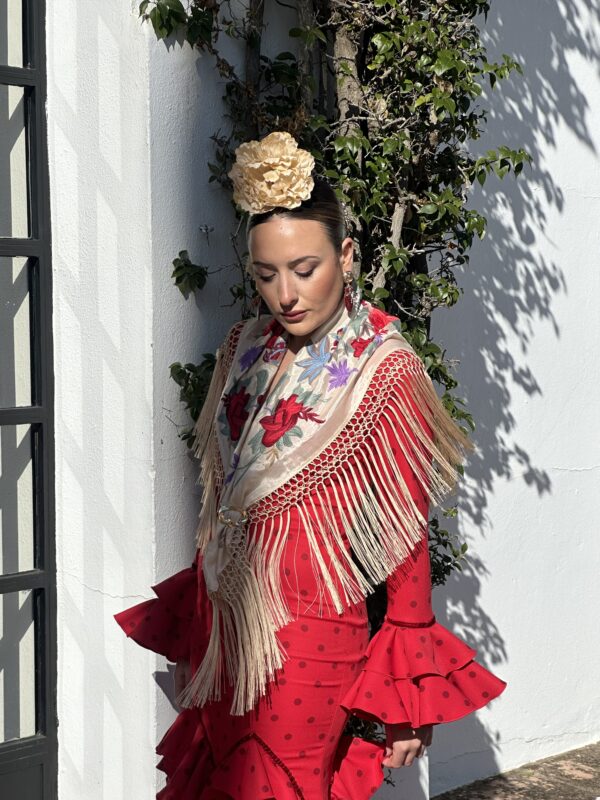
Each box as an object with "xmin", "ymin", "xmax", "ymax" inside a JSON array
[
  {"xmin": 190, "ymin": 337, "xmax": 234, "ymax": 553},
  {"xmin": 177, "ymin": 528, "xmax": 286, "ymax": 716},
  {"xmin": 250, "ymin": 365, "xmax": 474, "ymax": 625},
  {"xmin": 182, "ymin": 337, "xmax": 475, "ymax": 716}
]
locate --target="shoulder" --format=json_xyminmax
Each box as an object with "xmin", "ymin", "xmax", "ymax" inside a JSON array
[
  {"xmin": 366, "ymin": 346, "xmax": 427, "ymax": 398},
  {"xmin": 219, "ymin": 319, "xmax": 247, "ymax": 353},
  {"xmin": 357, "ymin": 346, "xmax": 435, "ymax": 441},
  {"xmin": 217, "ymin": 315, "xmax": 278, "ymax": 373},
  {"xmin": 217, "ymin": 319, "xmax": 250, "ymax": 372},
  {"xmin": 218, "ymin": 319, "xmax": 251, "ymax": 360}
]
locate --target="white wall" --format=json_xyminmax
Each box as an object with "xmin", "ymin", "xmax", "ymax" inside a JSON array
[
  {"xmin": 47, "ymin": 2, "xmax": 238, "ymax": 798},
  {"xmin": 429, "ymin": 0, "xmax": 600, "ymax": 794},
  {"xmin": 47, "ymin": 2, "xmax": 156, "ymax": 797},
  {"xmin": 45, "ymin": 0, "xmax": 600, "ymax": 798},
  {"xmin": 146, "ymin": 23, "xmax": 241, "ymax": 761}
]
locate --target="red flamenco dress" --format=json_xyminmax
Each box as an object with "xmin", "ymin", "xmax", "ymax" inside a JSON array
[{"xmin": 114, "ymin": 350, "xmax": 506, "ymax": 799}]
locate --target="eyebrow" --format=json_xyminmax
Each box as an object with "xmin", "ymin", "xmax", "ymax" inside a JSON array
[{"xmin": 251, "ymin": 255, "xmax": 320, "ymax": 270}]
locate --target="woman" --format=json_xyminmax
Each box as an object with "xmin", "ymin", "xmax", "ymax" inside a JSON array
[{"xmin": 115, "ymin": 132, "xmax": 506, "ymax": 799}]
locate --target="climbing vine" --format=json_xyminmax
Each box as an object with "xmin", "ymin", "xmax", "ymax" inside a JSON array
[{"xmin": 140, "ymin": 0, "xmax": 528, "ymax": 653}]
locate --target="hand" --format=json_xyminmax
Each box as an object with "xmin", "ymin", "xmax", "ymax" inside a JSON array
[
  {"xmin": 381, "ymin": 723, "xmax": 433, "ymax": 768},
  {"xmin": 174, "ymin": 658, "xmax": 192, "ymax": 708}
]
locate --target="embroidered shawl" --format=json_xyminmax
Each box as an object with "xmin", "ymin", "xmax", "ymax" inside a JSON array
[{"xmin": 177, "ymin": 299, "xmax": 474, "ymax": 715}]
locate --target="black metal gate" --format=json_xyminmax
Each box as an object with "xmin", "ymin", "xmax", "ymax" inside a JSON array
[{"xmin": 0, "ymin": 0, "xmax": 57, "ymax": 797}]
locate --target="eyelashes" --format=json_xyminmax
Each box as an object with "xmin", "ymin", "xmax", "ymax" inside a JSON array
[{"xmin": 256, "ymin": 269, "xmax": 315, "ymax": 283}]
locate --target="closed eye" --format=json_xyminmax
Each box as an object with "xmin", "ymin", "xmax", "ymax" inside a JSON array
[{"xmin": 255, "ymin": 268, "xmax": 315, "ymax": 283}]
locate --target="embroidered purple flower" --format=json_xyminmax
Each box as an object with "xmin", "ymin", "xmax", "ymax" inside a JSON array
[
  {"xmin": 224, "ymin": 453, "xmax": 240, "ymax": 486},
  {"xmin": 325, "ymin": 359, "xmax": 357, "ymax": 390},
  {"xmin": 239, "ymin": 345, "xmax": 263, "ymax": 371}
]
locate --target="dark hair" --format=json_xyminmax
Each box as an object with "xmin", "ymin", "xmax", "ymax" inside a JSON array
[{"xmin": 246, "ymin": 177, "xmax": 346, "ymax": 253}]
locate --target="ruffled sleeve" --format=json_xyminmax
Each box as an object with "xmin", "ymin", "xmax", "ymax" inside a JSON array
[
  {"xmin": 340, "ymin": 355, "xmax": 507, "ymax": 727},
  {"xmin": 114, "ymin": 555, "xmax": 199, "ymax": 664}
]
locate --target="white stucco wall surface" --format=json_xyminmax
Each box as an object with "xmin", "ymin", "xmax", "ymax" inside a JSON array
[
  {"xmin": 45, "ymin": 0, "xmax": 600, "ymax": 799},
  {"xmin": 146, "ymin": 27, "xmax": 241, "ymax": 777},
  {"xmin": 428, "ymin": 0, "xmax": 600, "ymax": 795},
  {"xmin": 47, "ymin": 2, "xmax": 238, "ymax": 798},
  {"xmin": 47, "ymin": 2, "xmax": 158, "ymax": 798}
]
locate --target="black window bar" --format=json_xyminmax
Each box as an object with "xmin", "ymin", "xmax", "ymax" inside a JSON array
[{"xmin": 0, "ymin": 0, "xmax": 57, "ymax": 798}]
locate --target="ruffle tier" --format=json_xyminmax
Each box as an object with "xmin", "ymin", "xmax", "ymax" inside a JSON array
[
  {"xmin": 330, "ymin": 735, "xmax": 386, "ymax": 800},
  {"xmin": 340, "ymin": 616, "xmax": 507, "ymax": 728},
  {"xmin": 155, "ymin": 709, "xmax": 386, "ymax": 800},
  {"xmin": 113, "ymin": 562, "xmax": 197, "ymax": 664},
  {"xmin": 156, "ymin": 710, "xmax": 214, "ymax": 800}
]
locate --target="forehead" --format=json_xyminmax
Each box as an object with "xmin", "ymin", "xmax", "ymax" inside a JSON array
[{"xmin": 249, "ymin": 216, "xmax": 330, "ymax": 257}]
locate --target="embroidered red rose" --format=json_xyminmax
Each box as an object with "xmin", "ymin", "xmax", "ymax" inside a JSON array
[
  {"xmin": 259, "ymin": 394, "xmax": 323, "ymax": 447},
  {"xmin": 368, "ymin": 306, "xmax": 395, "ymax": 334},
  {"xmin": 263, "ymin": 337, "xmax": 286, "ymax": 363},
  {"xmin": 350, "ymin": 336, "xmax": 375, "ymax": 357},
  {"xmin": 223, "ymin": 387, "xmax": 250, "ymax": 442},
  {"xmin": 262, "ymin": 318, "xmax": 284, "ymax": 337}
]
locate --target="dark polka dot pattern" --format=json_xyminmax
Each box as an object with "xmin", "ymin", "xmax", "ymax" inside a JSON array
[
  {"xmin": 115, "ymin": 355, "xmax": 507, "ymax": 800},
  {"xmin": 114, "ymin": 562, "xmax": 199, "ymax": 664}
]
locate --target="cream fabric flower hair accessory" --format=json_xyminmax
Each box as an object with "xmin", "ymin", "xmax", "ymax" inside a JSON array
[{"xmin": 228, "ymin": 131, "xmax": 315, "ymax": 214}]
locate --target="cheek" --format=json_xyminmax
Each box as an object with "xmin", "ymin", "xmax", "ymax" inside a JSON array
[{"xmin": 311, "ymin": 266, "xmax": 342, "ymax": 301}]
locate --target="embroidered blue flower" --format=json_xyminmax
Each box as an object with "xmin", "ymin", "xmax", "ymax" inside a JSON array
[
  {"xmin": 326, "ymin": 359, "xmax": 357, "ymax": 390},
  {"xmin": 239, "ymin": 345, "xmax": 263, "ymax": 372},
  {"xmin": 297, "ymin": 338, "xmax": 332, "ymax": 383}
]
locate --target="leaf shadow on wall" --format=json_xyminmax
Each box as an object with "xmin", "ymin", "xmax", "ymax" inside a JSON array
[{"xmin": 427, "ymin": 0, "xmax": 599, "ymax": 795}]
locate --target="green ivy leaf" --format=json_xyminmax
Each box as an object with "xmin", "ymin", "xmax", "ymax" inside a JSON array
[{"xmin": 171, "ymin": 250, "xmax": 208, "ymax": 298}]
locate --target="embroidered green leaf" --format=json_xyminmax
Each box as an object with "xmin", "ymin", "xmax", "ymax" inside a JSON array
[{"xmin": 254, "ymin": 369, "xmax": 269, "ymax": 396}]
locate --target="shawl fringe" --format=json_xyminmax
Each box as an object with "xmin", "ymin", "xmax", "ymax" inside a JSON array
[{"xmin": 182, "ymin": 323, "xmax": 475, "ymax": 715}]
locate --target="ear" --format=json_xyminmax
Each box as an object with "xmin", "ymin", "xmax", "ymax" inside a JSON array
[{"xmin": 340, "ymin": 237, "xmax": 354, "ymax": 273}]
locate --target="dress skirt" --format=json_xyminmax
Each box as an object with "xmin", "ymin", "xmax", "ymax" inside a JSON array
[{"xmin": 115, "ymin": 498, "xmax": 507, "ymax": 800}]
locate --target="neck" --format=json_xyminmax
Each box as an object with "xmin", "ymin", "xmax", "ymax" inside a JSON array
[{"xmin": 287, "ymin": 332, "xmax": 311, "ymax": 354}]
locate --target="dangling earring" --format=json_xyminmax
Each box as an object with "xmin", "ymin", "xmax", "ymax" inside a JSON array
[
  {"xmin": 251, "ymin": 291, "xmax": 262, "ymax": 319},
  {"xmin": 343, "ymin": 270, "xmax": 362, "ymax": 318}
]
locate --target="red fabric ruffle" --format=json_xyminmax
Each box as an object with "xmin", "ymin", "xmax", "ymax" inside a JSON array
[
  {"xmin": 114, "ymin": 562, "xmax": 197, "ymax": 664},
  {"xmin": 156, "ymin": 709, "xmax": 214, "ymax": 799},
  {"xmin": 155, "ymin": 710, "xmax": 387, "ymax": 800},
  {"xmin": 340, "ymin": 618, "xmax": 507, "ymax": 728},
  {"xmin": 330, "ymin": 735, "xmax": 386, "ymax": 800},
  {"xmin": 206, "ymin": 733, "xmax": 301, "ymax": 799}
]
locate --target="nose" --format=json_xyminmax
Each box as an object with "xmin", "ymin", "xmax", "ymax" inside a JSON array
[{"xmin": 277, "ymin": 273, "xmax": 298, "ymax": 309}]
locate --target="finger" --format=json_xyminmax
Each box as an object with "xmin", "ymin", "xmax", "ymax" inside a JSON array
[
  {"xmin": 382, "ymin": 750, "xmax": 405, "ymax": 769},
  {"xmin": 383, "ymin": 756, "xmax": 405, "ymax": 769},
  {"xmin": 417, "ymin": 743, "xmax": 426, "ymax": 758},
  {"xmin": 381, "ymin": 750, "xmax": 398, "ymax": 768}
]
